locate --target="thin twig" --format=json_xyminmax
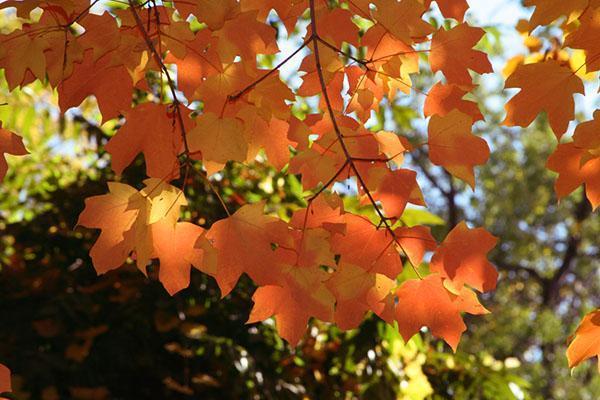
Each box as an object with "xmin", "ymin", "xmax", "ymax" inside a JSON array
[{"xmin": 308, "ymin": 0, "xmax": 423, "ymax": 278}]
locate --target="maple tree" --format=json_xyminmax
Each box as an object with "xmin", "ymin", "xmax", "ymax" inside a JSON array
[{"xmin": 0, "ymin": 0, "xmax": 598, "ymax": 394}]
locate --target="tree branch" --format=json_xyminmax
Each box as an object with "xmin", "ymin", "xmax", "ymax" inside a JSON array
[
  {"xmin": 308, "ymin": 0, "xmax": 422, "ymax": 278},
  {"xmin": 542, "ymin": 194, "xmax": 592, "ymax": 306}
]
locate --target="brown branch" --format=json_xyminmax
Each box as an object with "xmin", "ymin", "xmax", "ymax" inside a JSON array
[
  {"xmin": 228, "ymin": 38, "xmax": 310, "ymax": 101},
  {"xmin": 542, "ymin": 194, "xmax": 592, "ymax": 306},
  {"xmin": 127, "ymin": 0, "xmax": 190, "ymax": 155},
  {"xmin": 308, "ymin": 0, "xmax": 422, "ymax": 278},
  {"xmin": 316, "ymin": 36, "xmax": 368, "ymax": 66}
]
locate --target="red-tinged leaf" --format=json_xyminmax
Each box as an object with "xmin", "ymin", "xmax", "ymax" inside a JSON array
[
  {"xmin": 309, "ymin": 7, "xmax": 359, "ymax": 47},
  {"xmin": 331, "ymin": 214, "xmax": 402, "ymax": 279},
  {"xmin": 567, "ymin": 309, "xmax": 600, "ymax": 372},
  {"xmin": 370, "ymin": 0, "xmax": 434, "ymax": 45},
  {"xmin": 502, "ymin": 60, "xmax": 584, "ymax": 138},
  {"xmin": 58, "ymin": 49, "xmax": 134, "ymax": 123},
  {"xmin": 0, "ymin": 364, "xmax": 10, "ymax": 396},
  {"xmin": 394, "ymin": 274, "xmax": 489, "ymax": 351},
  {"xmin": 213, "ymin": 11, "xmax": 278, "ymax": 64},
  {"xmin": 395, "ymin": 225, "xmax": 437, "ymax": 267},
  {"xmin": 187, "ymin": 112, "xmax": 248, "ymax": 166},
  {"xmin": 290, "ymin": 194, "xmax": 346, "ymax": 235},
  {"xmin": 105, "ymin": 103, "xmax": 192, "ymax": 179},
  {"xmin": 424, "ymin": 82, "xmax": 484, "ymax": 121},
  {"xmin": 151, "ymin": 221, "xmax": 214, "ymax": 295},
  {"xmin": 430, "ymin": 221, "xmax": 498, "ymax": 293},
  {"xmin": 77, "ymin": 179, "xmax": 187, "ymax": 274},
  {"xmin": 565, "ymin": 0, "xmax": 600, "ymax": 72},
  {"xmin": 206, "ymin": 202, "xmax": 292, "ymax": 296},
  {"xmin": 373, "ymin": 131, "xmax": 410, "ymax": 166},
  {"xmin": 78, "ymin": 13, "xmax": 122, "ymax": 62},
  {"xmin": 546, "ymin": 143, "xmax": 600, "ymax": 210},
  {"xmin": 237, "ymin": 107, "xmax": 294, "ymax": 169},
  {"xmin": 247, "ymin": 228, "xmax": 336, "ymax": 345},
  {"xmin": 428, "ymin": 109, "xmax": 490, "ymax": 188},
  {"xmin": 430, "ymin": 23, "xmax": 492, "ymax": 87},
  {"xmin": 176, "ymin": 0, "xmax": 240, "ymax": 30},
  {"xmin": 0, "ymin": 26, "xmax": 49, "ymax": 90},
  {"xmin": 425, "ymin": 0, "xmax": 469, "ymax": 21},
  {"xmin": 373, "ymin": 169, "xmax": 425, "ymax": 218},
  {"xmin": 164, "ymin": 29, "xmax": 222, "ymax": 100},
  {"xmin": 326, "ymin": 261, "xmax": 395, "ymax": 330},
  {"xmin": 0, "ymin": 123, "xmax": 28, "ymax": 181},
  {"xmin": 524, "ymin": 0, "xmax": 588, "ymax": 28}
]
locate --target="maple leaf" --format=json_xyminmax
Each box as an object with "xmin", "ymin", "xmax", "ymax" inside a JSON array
[
  {"xmin": 164, "ymin": 29, "xmax": 222, "ymax": 100},
  {"xmin": 430, "ymin": 23, "xmax": 492, "ymax": 87},
  {"xmin": 373, "ymin": 131, "xmax": 410, "ymax": 166},
  {"xmin": 176, "ymin": 0, "xmax": 240, "ymax": 30},
  {"xmin": 567, "ymin": 309, "xmax": 600, "ymax": 372},
  {"xmin": 0, "ymin": 123, "xmax": 28, "ymax": 181},
  {"xmin": 545, "ymin": 108, "xmax": 600, "ymax": 209},
  {"xmin": 0, "ymin": 364, "xmax": 10, "ymax": 396},
  {"xmin": 0, "ymin": 25, "xmax": 50, "ymax": 90},
  {"xmin": 425, "ymin": 0, "xmax": 469, "ymax": 21},
  {"xmin": 77, "ymin": 179, "xmax": 186, "ymax": 274},
  {"xmin": 428, "ymin": 109, "xmax": 490, "ymax": 188},
  {"xmin": 394, "ymin": 274, "xmax": 489, "ymax": 351},
  {"xmin": 309, "ymin": 7, "xmax": 359, "ymax": 47},
  {"xmin": 247, "ymin": 228, "xmax": 336, "ymax": 345},
  {"xmin": 424, "ymin": 82, "xmax": 484, "ymax": 122},
  {"xmin": 395, "ymin": 225, "xmax": 437, "ymax": 267},
  {"xmin": 105, "ymin": 103, "xmax": 193, "ymax": 179},
  {"xmin": 547, "ymin": 143, "xmax": 600, "ymax": 210},
  {"xmin": 213, "ymin": 10, "xmax": 278, "ymax": 64},
  {"xmin": 237, "ymin": 106, "xmax": 295, "ymax": 170},
  {"xmin": 429, "ymin": 221, "xmax": 499, "ymax": 293},
  {"xmin": 503, "ymin": 60, "xmax": 584, "ymax": 138},
  {"xmin": 371, "ymin": 0, "xmax": 434, "ymax": 45},
  {"xmin": 331, "ymin": 214, "xmax": 402, "ymax": 279},
  {"xmin": 565, "ymin": 0, "xmax": 600, "ymax": 72},
  {"xmin": 205, "ymin": 202, "xmax": 292, "ymax": 296},
  {"xmin": 289, "ymin": 194, "xmax": 346, "ymax": 235},
  {"xmin": 326, "ymin": 261, "xmax": 395, "ymax": 330},
  {"xmin": 58, "ymin": 49, "xmax": 134, "ymax": 123},
  {"xmin": 187, "ymin": 112, "xmax": 248, "ymax": 166},
  {"xmin": 151, "ymin": 221, "xmax": 214, "ymax": 295},
  {"xmin": 78, "ymin": 13, "xmax": 122, "ymax": 63},
  {"xmin": 524, "ymin": 0, "xmax": 588, "ymax": 28},
  {"xmin": 373, "ymin": 169, "xmax": 425, "ymax": 218}
]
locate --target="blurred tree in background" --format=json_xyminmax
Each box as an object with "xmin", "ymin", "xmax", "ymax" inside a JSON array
[{"xmin": 0, "ymin": 1, "xmax": 598, "ymax": 399}]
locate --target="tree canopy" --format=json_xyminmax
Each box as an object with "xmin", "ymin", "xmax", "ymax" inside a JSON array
[{"xmin": 0, "ymin": 0, "xmax": 598, "ymax": 399}]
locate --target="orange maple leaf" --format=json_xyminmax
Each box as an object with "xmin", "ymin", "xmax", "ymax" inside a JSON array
[
  {"xmin": 205, "ymin": 202, "xmax": 292, "ymax": 296},
  {"xmin": 503, "ymin": 60, "xmax": 584, "ymax": 138},
  {"xmin": 428, "ymin": 109, "xmax": 490, "ymax": 188},
  {"xmin": 327, "ymin": 261, "xmax": 395, "ymax": 330},
  {"xmin": 394, "ymin": 274, "xmax": 489, "ymax": 351},
  {"xmin": 424, "ymin": 82, "xmax": 483, "ymax": 121},
  {"xmin": 105, "ymin": 103, "xmax": 193, "ymax": 179},
  {"xmin": 58, "ymin": 49, "xmax": 134, "ymax": 123},
  {"xmin": 430, "ymin": 23, "xmax": 492, "ymax": 87},
  {"xmin": 567, "ymin": 309, "xmax": 600, "ymax": 372},
  {"xmin": 547, "ymin": 144, "xmax": 600, "ymax": 210},
  {"xmin": 524, "ymin": 0, "xmax": 588, "ymax": 28},
  {"xmin": 247, "ymin": 228, "xmax": 336, "ymax": 345},
  {"xmin": 0, "ymin": 123, "xmax": 28, "ymax": 181},
  {"xmin": 425, "ymin": 0, "xmax": 468, "ymax": 21},
  {"xmin": 0, "ymin": 363, "xmax": 10, "ymax": 396},
  {"xmin": 565, "ymin": 0, "xmax": 600, "ymax": 72},
  {"xmin": 430, "ymin": 221, "xmax": 499, "ymax": 293}
]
